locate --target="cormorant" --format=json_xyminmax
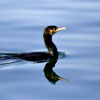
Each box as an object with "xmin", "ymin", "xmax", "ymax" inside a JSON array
[{"xmin": 0, "ymin": 26, "xmax": 66, "ymax": 63}]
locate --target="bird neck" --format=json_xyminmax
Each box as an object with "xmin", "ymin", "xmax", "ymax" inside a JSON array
[{"xmin": 43, "ymin": 33, "xmax": 58, "ymax": 57}]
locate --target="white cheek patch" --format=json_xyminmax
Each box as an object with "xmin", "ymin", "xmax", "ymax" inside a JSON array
[{"xmin": 50, "ymin": 30, "xmax": 53, "ymax": 35}]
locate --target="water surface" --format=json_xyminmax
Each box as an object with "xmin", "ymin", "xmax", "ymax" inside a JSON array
[{"xmin": 0, "ymin": 0, "xmax": 100, "ymax": 100}]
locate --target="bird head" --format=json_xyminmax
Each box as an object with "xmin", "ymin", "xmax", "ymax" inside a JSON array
[{"xmin": 44, "ymin": 25, "xmax": 67, "ymax": 35}]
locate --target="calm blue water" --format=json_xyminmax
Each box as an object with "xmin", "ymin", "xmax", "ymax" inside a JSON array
[{"xmin": 0, "ymin": 0, "xmax": 100, "ymax": 100}]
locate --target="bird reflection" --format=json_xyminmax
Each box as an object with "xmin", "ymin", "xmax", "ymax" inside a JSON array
[
  {"xmin": 0, "ymin": 52, "xmax": 68, "ymax": 84},
  {"xmin": 44, "ymin": 54, "xmax": 68, "ymax": 84}
]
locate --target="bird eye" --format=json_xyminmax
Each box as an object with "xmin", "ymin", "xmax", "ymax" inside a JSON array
[{"xmin": 53, "ymin": 28, "xmax": 56, "ymax": 30}]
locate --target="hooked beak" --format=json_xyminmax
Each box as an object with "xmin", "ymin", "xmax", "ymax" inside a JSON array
[{"xmin": 56, "ymin": 27, "xmax": 67, "ymax": 32}]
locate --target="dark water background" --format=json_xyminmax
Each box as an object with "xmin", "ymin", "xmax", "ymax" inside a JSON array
[{"xmin": 0, "ymin": 0, "xmax": 100, "ymax": 100}]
